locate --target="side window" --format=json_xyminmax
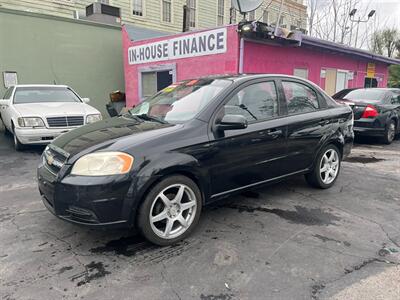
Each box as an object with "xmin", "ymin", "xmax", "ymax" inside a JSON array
[
  {"xmin": 282, "ymin": 81, "xmax": 319, "ymax": 114},
  {"xmin": 223, "ymin": 81, "xmax": 279, "ymax": 122},
  {"xmin": 391, "ymin": 92, "xmax": 400, "ymax": 104}
]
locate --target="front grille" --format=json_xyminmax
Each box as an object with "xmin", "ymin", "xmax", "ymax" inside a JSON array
[
  {"xmin": 43, "ymin": 145, "xmax": 69, "ymax": 175},
  {"xmin": 46, "ymin": 116, "xmax": 84, "ymax": 128},
  {"xmin": 65, "ymin": 206, "xmax": 99, "ymax": 223}
]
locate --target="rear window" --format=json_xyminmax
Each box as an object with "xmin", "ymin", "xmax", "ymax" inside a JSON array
[
  {"xmin": 341, "ymin": 89, "xmax": 387, "ymax": 103},
  {"xmin": 14, "ymin": 87, "xmax": 81, "ymax": 104}
]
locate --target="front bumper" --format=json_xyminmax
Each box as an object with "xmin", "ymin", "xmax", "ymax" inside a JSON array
[
  {"xmin": 37, "ymin": 163, "xmax": 137, "ymax": 228},
  {"xmin": 15, "ymin": 127, "xmax": 77, "ymax": 145}
]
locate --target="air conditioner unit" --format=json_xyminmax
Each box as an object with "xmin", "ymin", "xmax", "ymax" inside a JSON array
[{"xmin": 83, "ymin": 2, "xmax": 121, "ymax": 25}]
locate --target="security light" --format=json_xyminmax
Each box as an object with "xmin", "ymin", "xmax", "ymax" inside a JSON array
[
  {"xmin": 368, "ymin": 10, "xmax": 376, "ymax": 18},
  {"xmin": 349, "ymin": 9, "xmax": 357, "ymax": 17}
]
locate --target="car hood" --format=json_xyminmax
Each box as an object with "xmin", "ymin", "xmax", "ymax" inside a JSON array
[
  {"xmin": 52, "ymin": 115, "xmax": 178, "ymax": 157},
  {"xmin": 14, "ymin": 102, "xmax": 99, "ymax": 117}
]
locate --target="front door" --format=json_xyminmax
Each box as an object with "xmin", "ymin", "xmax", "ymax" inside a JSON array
[{"xmin": 208, "ymin": 80, "xmax": 288, "ymax": 197}]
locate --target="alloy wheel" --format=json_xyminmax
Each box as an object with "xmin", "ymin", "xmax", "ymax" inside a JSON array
[
  {"xmin": 149, "ymin": 184, "xmax": 197, "ymax": 239},
  {"xmin": 319, "ymin": 149, "xmax": 339, "ymax": 185},
  {"xmin": 388, "ymin": 122, "xmax": 395, "ymax": 142}
]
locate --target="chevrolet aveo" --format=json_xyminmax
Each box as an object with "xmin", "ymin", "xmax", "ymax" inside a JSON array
[{"xmin": 38, "ymin": 75, "xmax": 354, "ymax": 245}]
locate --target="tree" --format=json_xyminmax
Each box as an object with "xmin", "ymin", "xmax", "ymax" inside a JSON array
[
  {"xmin": 382, "ymin": 29, "xmax": 399, "ymax": 57},
  {"xmin": 369, "ymin": 28, "xmax": 399, "ymax": 58},
  {"xmin": 388, "ymin": 65, "xmax": 400, "ymax": 88},
  {"xmin": 370, "ymin": 31, "xmax": 384, "ymax": 55}
]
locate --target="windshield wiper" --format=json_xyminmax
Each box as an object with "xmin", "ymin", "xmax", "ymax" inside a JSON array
[{"xmin": 134, "ymin": 114, "xmax": 168, "ymax": 124}]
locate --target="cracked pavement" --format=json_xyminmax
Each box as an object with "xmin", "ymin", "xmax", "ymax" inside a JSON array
[{"xmin": 0, "ymin": 125, "xmax": 399, "ymax": 300}]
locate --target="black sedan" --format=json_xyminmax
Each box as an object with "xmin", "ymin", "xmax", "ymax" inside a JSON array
[
  {"xmin": 38, "ymin": 75, "xmax": 353, "ymax": 245},
  {"xmin": 333, "ymin": 88, "xmax": 400, "ymax": 144}
]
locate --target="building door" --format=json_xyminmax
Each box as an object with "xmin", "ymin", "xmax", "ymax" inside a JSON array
[
  {"xmin": 157, "ymin": 70, "xmax": 173, "ymax": 91},
  {"xmin": 336, "ymin": 71, "xmax": 348, "ymax": 92},
  {"xmin": 140, "ymin": 66, "xmax": 175, "ymax": 100},
  {"xmin": 325, "ymin": 69, "xmax": 337, "ymax": 96}
]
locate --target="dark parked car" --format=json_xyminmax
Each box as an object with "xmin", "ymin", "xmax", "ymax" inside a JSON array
[
  {"xmin": 333, "ymin": 88, "xmax": 400, "ymax": 144},
  {"xmin": 38, "ymin": 75, "xmax": 354, "ymax": 245}
]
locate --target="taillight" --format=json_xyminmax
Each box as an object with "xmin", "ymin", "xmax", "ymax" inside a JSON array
[{"xmin": 361, "ymin": 105, "xmax": 379, "ymax": 118}]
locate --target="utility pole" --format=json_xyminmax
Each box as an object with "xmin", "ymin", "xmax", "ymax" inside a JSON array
[{"xmin": 349, "ymin": 8, "xmax": 376, "ymax": 48}]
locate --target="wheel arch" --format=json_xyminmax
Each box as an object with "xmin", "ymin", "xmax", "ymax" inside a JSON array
[{"xmin": 128, "ymin": 165, "xmax": 209, "ymax": 228}]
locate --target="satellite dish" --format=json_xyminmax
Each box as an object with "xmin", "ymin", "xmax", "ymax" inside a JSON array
[{"xmin": 231, "ymin": 0, "xmax": 263, "ymax": 13}]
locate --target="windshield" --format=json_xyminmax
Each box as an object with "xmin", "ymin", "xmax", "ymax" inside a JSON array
[
  {"xmin": 129, "ymin": 78, "xmax": 232, "ymax": 123},
  {"xmin": 13, "ymin": 87, "xmax": 82, "ymax": 104},
  {"xmin": 342, "ymin": 89, "xmax": 387, "ymax": 103}
]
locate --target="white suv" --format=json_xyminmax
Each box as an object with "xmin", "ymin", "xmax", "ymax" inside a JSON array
[{"xmin": 0, "ymin": 85, "xmax": 102, "ymax": 150}]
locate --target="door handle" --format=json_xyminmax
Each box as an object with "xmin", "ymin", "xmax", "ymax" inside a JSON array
[
  {"xmin": 318, "ymin": 119, "xmax": 330, "ymax": 126},
  {"xmin": 266, "ymin": 129, "xmax": 283, "ymax": 136}
]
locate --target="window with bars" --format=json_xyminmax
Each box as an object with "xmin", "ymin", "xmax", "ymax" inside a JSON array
[
  {"xmin": 262, "ymin": 10, "xmax": 268, "ymax": 23},
  {"xmin": 217, "ymin": 0, "xmax": 224, "ymax": 25},
  {"xmin": 187, "ymin": 0, "xmax": 196, "ymax": 27},
  {"xmin": 162, "ymin": 0, "xmax": 172, "ymax": 22},
  {"xmin": 132, "ymin": 0, "xmax": 143, "ymax": 16},
  {"xmin": 248, "ymin": 10, "xmax": 255, "ymax": 20},
  {"xmin": 279, "ymin": 15, "xmax": 286, "ymax": 28},
  {"xmin": 230, "ymin": 7, "xmax": 236, "ymax": 24}
]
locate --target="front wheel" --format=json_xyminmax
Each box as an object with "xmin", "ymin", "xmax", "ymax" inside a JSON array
[
  {"xmin": 305, "ymin": 144, "xmax": 341, "ymax": 189},
  {"xmin": 12, "ymin": 125, "xmax": 25, "ymax": 151},
  {"xmin": 137, "ymin": 175, "xmax": 202, "ymax": 246}
]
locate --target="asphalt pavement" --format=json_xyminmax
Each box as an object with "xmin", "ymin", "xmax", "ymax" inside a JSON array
[{"xmin": 0, "ymin": 124, "xmax": 399, "ymax": 300}]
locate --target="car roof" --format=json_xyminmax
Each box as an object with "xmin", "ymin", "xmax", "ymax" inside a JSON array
[
  {"xmin": 345, "ymin": 88, "xmax": 400, "ymax": 92},
  {"xmin": 193, "ymin": 74, "xmax": 308, "ymax": 81},
  {"xmin": 11, "ymin": 84, "xmax": 70, "ymax": 88}
]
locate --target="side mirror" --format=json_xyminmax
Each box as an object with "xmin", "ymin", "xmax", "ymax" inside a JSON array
[
  {"xmin": 0, "ymin": 99, "xmax": 10, "ymax": 107},
  {"xmin": 217, "ymin": 114, "xmax": 248, "ymax": 131},
  {"xmin": 82, "ymin": 98, "xmax": 90, "ymax": 103}
]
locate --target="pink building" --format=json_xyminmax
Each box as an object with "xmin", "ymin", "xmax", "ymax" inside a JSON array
[{"xmin": 122, "ymin": 23, "xmax": 399, "ymax": 107}]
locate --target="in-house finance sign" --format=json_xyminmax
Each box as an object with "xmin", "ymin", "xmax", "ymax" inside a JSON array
[{"xmin": 128, "ymin": 28, "xmax": 227, "ymax": 65}]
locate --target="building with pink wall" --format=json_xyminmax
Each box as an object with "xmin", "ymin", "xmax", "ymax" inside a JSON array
[{"xmin": 122, "ymin": 23, "xmax": 399, "ymax": 107}]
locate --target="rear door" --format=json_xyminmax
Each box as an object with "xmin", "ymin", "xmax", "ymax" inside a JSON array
[
  {"xmin": 208, "ymin": 79, "xmax": 288, "ymax": 196},
  {"xmin": 279, "ymin": 79, "xmax": 335, "ymax": 173}
]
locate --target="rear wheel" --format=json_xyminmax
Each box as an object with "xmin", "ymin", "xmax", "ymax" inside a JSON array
[
  {"xmin": 138, "ymin": 175, "xmax": 202, "ymax": 246},
  {"xmin": 381, "ymin": 120, "xmax": 396, "ymax": 144},
  {"xmin": 305, "ymin": 144, "xmax": 341, "ymax": 189}
]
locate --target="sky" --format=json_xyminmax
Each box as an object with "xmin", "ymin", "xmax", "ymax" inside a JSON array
[{"xmin": 362, "ymin": 0, "xmax": 400, "ymax": 28}]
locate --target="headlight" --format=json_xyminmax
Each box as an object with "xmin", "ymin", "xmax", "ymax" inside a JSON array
[
  {"xmin": 17, "ymin": 117, "xmax": 45, "ymax": 128},
  {"xmin": 86, "ymin": 114, "xmax": 102, "ymax": 124},
  {"xmin": 70, "ymin": 152, "xmax": 134, "ymax": 176}
]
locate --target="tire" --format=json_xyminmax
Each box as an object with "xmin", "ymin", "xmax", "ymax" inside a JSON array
[
  {"xmin": 137, "ymin": 175, "xmax": 202, "ymax": 246},
  {"xmin": 12, "ymin": 124, "xmax": 25, "ymax": 151},
  {"xmin": 305, "ymin": 144, "xmax": 341, "ymax": 189},
  {"xmin": 381, "ymin": 120, "xmax": 396, "ymax": 145}
]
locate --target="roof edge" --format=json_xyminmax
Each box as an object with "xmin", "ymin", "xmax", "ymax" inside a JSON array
[{"xmin": 301, "ymin": 35, "xmax": 400, "ymax": 65}]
